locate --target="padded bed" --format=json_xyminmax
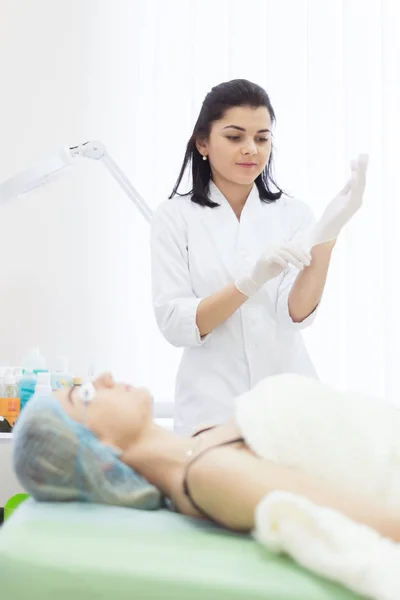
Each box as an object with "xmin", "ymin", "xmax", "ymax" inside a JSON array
[{"xmin": 0, "ymin": 500, "xmax": 362, "ymax": 599}]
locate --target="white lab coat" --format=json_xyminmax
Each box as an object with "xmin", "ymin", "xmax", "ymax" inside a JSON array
[{"xmin": 151, "ymin": 182, "xmax": 318, "ymax": 435}]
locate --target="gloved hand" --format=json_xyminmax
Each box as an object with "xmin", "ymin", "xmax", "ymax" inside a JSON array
[
  {"xmin": 235, "ymin": 243, "xmax": 311, "ymax": 297},
  {"xmin": 308, "ymin": 153, "xmax": 369, "ymax": 248}
]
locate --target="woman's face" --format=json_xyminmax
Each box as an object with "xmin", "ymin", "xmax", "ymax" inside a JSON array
[
  {"xmin": 198, "ymin": 105, "xmax": 272, "ymax": 187},
  {"xmin": 58, "ymin": 373, "xmax": 153, "ymax": 452}
]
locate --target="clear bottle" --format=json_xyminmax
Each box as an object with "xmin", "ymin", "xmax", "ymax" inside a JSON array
[
  {"xmin": 21, "ymin": 347, "xmax": 47, "ymax": 374},
  {"xmin": 34, "ymin": 372, "xmax": 52, "ymax": 397},
  {"xmin": 51, "ymin": 356, "xmax": 73, "ymax": 390},
  {"xmin": 0, "ymin": 367, "xmax": 7, "ymax": 397},
  {"xmin": 14, "ymin": 367, "xmax": 23, "ymax": 385},
  {"xmin": 4, "ymin": 373, "xmax": 18, "ymax": 398}
]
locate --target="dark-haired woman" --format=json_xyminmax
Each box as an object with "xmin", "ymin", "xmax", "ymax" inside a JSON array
[{"xmin": 151, "ymin": 79, "xmax": 367, "ymax": 435}]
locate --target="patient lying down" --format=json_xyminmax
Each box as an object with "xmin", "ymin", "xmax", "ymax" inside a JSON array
[{"xmin": 12, "ymin": 372, "xmax": 400, "ymax": 542}]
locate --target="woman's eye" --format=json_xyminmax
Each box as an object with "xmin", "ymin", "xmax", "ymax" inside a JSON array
[{"xmin": 226, "ymin": 136, "xmax": 271, "ymax": 143}]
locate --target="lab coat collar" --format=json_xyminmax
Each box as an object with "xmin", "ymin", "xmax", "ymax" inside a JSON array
[
  {"xmin": 199, "ymin": 180, "xmax": 262, "ymax": 280},
  {"xmin": 208, "ymin": 180, "xmax": 260, "ymax": 213}
]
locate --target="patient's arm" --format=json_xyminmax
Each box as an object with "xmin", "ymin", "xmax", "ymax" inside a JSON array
[{"xmin": 183, "ymin": 445, "xmax": 400, "ymax": 541}]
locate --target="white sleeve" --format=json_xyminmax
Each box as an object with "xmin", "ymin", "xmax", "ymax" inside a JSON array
[
  {"xmin": 151, "ymin": 201, "xmax": 210, "ymax": 348},
  {"xmin": 276, "ymin": 200, "xmax": 319, "ymax": 331}
]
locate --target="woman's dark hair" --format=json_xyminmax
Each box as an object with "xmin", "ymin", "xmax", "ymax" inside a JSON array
[{"xmin": 169, "ymin": 79, "xmax": 283, "ymax": 207}]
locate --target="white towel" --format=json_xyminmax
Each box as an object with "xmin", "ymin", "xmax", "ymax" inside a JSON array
[
  {"xmin": 254, "ymin": 491, "xmax": 400, "ymax": 600},
  {"xmin": 235, "ymin": 374, "xmax": 400, "ymax": 510}
]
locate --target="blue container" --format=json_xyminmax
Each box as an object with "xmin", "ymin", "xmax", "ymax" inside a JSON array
[{"xmin": 18, "ymin": 370, "xmax": 37, "ymax": 410}]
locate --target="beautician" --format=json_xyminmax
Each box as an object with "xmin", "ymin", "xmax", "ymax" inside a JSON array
[{"xmin": 151, "ymin": 79, "xmax": 368, "ymax": 435}]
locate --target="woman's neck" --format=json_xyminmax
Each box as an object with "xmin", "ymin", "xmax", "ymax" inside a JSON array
[
  {"xmin": 121, "ymin": 424, "xmax": 192, "ymax": 499},
  {"xmin": 211, "ymin": 174, "xmax": 253, "ymax": 217}
]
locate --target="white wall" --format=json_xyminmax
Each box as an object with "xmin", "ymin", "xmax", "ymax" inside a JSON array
[
  {"xmin": 0, "ymin": 0, "xmax": 89, "ymax": 373},
  {"xmin": 0, "ymin": 0, "xmax": 165, "ymax": 389}
]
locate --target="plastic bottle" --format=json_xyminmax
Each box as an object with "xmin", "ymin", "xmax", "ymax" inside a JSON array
[
  {"xmin": 18, "ymin": 368, "xmax": 37, "ymax": 411},
  {"xmin": 21, "ymin": 347, "xmax": 47, "ymax": 374},
  {"xmin": 51, "ymin": 356, "xmax": 73, "ymax": 390},
  {"xmin": 0, "ymin": 367, "xmax": 7, "ymax": 397},
  {"xmin": 34, "ymin": 372, "xmax": 52, "ymax": 397},
  {"xmin": 4, "ymin": 372, "xmax": 18, "ymax": 398},
  {"xmin": 13, "ymin": 367, "xmax": 23, "ymax": 385}
]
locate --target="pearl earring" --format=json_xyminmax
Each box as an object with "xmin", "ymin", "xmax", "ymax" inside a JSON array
[{"xmin": 202, "ymin": 155, "xmax": 207, "ymax": 161}]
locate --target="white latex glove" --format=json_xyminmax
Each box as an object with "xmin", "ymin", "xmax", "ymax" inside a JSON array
[
  {"xmin": 307, "ymin": 153, "xmax": 369, "ymax": 248},
  {"xmin": 235, "ymin": 243, "xmax": 311, "ymax": 298}
]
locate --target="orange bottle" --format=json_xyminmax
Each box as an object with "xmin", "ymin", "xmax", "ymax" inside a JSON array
[{"xmin": 0, "ymin": 396, "xmax": 20, "ymax": 426}]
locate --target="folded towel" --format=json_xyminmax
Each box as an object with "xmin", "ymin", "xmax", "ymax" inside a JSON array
[{"xmin": 254, "ymin": 491, "xmax": 400, "ymax": 600}]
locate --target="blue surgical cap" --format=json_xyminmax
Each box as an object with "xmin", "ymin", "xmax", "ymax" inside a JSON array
[{"xmin": 12, "ymin": 393, "xmax": 163, "ymax": 510}]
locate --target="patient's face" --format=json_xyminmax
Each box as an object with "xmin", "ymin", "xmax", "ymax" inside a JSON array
[{"xmin": 58, "ymin": 373, "xmax": 153, "ymax": 451}]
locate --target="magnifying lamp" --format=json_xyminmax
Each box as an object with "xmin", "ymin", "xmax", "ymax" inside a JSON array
[{"xmin": 0, "ymin": 140, "xmax": 153, "ymax": 223}]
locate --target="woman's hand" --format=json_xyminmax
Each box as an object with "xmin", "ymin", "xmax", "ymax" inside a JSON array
[
  {"xmin": 309, "ymin": 154, "xmax": 369, "ymax": 247},
  {"xmin": 235, "ymin": 243, "xmax": 311, "ymax": 298}
]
